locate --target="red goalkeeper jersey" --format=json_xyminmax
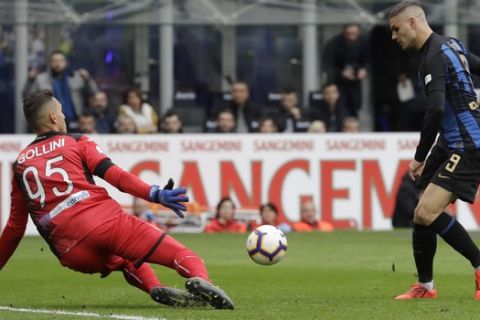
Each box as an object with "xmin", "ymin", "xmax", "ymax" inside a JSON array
[{"xmin": 0, "ymin": 131, "xmax": 152, "ymax": 267}]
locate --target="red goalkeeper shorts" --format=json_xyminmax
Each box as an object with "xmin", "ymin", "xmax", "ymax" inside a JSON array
[{"xmin": 59, "ymin": 212, "xmax": 172, "ymax": 276}]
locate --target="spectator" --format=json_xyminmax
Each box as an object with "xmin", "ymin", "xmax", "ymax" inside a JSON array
[
  {"xmin": 206, "ymin": 81, "xmax": 261, "ymax": 132},
  {"xmin": 342, "ymin": 116, "xmax": 360, "ymax": 132},
  {"xmin": 115, "ymin": 114, "xmax": 137, "ymax": 134},
  {"xmin": 132, "ymin": 197, "xmax": 151, "ymax": 220},
  {"xmin": 292, "ymin": 200, "xmax": 334, "ymax": 232},
  {"xmin": 248, "ymin": 203, "xmax": 292, "ymax": 233},
  {"xmin": 160, "ymin": 109, "xmax": 184, "ymax": 133},
  {"xmin": 78, "ymin": 112, "xmax": 96, "ymax": 134},
  {"xmin": 132, "ymin": 197, "xmax": 167, "ymax": 231},
  {"xmin": 308, "ymin": 120, "xmax": 327, "ymax": 133},
  {"xmin": 258, "ymin": 115, "xmax": 279, "ymax": 133},
  {"xmin": 23, "ymin": 50, "xmax": 98, "ymax": 131},
  {"xmin": 215, "ymin": 109, "xmax": 237, "ymax": 133},
  {"xmin": 323, "ymin": 24, "xmax": 369, "ymax": 116},
  {"xmin": 204, "ymin": 197, "xmax": 247, "ymax": 233},
  {"xmin": 310, "ymin": 83, "xmax": 347, "ymax": 132},
  {"xmin": 277, "ymin": 88, "xmax": 310, "ymax": 132},
  {"xmin": 118, "ymin": 88, "xmax": 158, "ymax": 133},
  {"xmin": 370, "ymin": 25, "xmax": 423, "ymax": 132},
  {"xmin": 89, "ymin": 91, "xmax": 116, "ymax": 134}
]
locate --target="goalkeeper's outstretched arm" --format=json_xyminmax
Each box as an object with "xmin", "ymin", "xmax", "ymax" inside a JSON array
[{"xmin": 0, "ymin": 175, "xmax": 29, "ymax": 270}]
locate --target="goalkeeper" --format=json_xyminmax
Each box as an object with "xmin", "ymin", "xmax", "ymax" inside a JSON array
[{"xmin": 0, "ymin": 90, "xmax": 234, "ymax": 310}]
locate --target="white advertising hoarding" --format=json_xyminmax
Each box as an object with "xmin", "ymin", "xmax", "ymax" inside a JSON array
[{"xmin": 1, "ymin": 133, "xmax": 479, "ymax": 234}]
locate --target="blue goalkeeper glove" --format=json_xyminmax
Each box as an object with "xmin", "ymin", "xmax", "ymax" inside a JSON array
[{"xmin": 149, "ymin": 179, "xmax": 188, "ymax": 218}]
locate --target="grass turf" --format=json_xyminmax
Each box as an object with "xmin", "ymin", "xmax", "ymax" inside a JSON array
[{"xmin": 0, "ymin": 231, "xmax": 479, "ymax": 319}]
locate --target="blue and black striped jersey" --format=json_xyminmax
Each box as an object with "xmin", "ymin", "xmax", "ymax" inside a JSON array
[{"xmin": 415, "ymin": 32, "xmax": 480, "ymax": 161}]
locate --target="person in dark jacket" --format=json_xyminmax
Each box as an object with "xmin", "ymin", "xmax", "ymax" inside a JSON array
[
  {"xmin": 205, "ymin": 81, "xmax": 261, "ymax": 132},
  {"xmin": 323, "ymin": 24, "xmax": 369, "ymax": 116},
  {"xmin": 309, "ymin": 83, "xmax": 348, "ymax": 132},
  {"xmin": 89, "ymin": 91, "xmax": 116, "ymax": 134},
  {"xmin": 276, "ymin": 88, "xmax": 310, "ymax": 132}
]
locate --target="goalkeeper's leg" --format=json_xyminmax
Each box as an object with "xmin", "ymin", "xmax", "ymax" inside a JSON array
[
  {"xmin": 104, "ymin": 213, "xmax": 210, "ymax": 281},
  {"xmin": 59, "ymin": 218, "xmax": 204, "ymax": 307},
  {"xmin": 107, "ymin": 213, "xmax": 234, "ymax": 309}
]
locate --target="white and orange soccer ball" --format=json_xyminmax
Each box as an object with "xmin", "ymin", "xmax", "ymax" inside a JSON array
[{"xmin": 246, "ymin": 225, "xmax": 287, "ymax": 265}]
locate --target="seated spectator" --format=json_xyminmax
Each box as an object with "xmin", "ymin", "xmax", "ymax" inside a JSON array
[
  {"xmin": 118, "ymin": 88, "xmax": 158, "ymax": 133},
  {"xmin": 258, "ymin": 115, "xmax": 279, "ymax": 133},
  {"xmin": 309, "ymin": 83, "xmax": 347, "ymax": 132},
  {"xmin": 248, "ymin": 202, "xmax": 292, "ymax": 233},
  {"xmin": 292, "ymin": 200, "xmax": 334, "ymax": 232},
  {"xmin": 132, "ymin": 197, "xmax": 167, "ymax": 231},
  {"xmin": 132, "ymin": 197, "xmax": 152, "ymax": 220},
  {"xmin": 214, "ymin": 109, "xmax": 237, "ymax": 133},
  {"xmin": 308, "ymin": 120, "xmax": 327, "ymax": 133},
  {"xmin": 115, "ymin": 114, "xmax": 137, "ymax": 134},
  {"xmin": 277, "ymin": 88, "xmax": 310, "ymax": 132},
  {"xmin": 204, "ymin": 197, "xmax": 247, "ymax": 233},
  {"xmin": 78, "ymin": 112, "xmax": 97, "ymax": 134},
  {"xmin": 89, "ymin": 91, "xmax": 116, "ymax": 133},
  {"xmin": 160, "ymin": 109, "xmax": 184, "ymax": 133},
  {"xmin": 205, "ymin": 81, "xmax": 261, "ymax": 132},
  {"xmin": 342, "ymin": 116, "xmax": 360, "ymax": 132}
]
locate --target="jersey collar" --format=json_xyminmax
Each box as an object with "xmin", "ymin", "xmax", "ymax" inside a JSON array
[
  {"xmin": 30, "ymin": 131, "xmax": 63, "ymax": 146},
  {"xmin": 420, "ymin": 32, "xmax": 435, "ymax": 55}
]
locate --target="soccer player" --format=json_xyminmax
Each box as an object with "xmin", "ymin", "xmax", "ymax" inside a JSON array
[
  {"xmin": 389, "ymin": 1, "xmax": 480, "ymax": 299},
  {"xmin": 0, "ymin": 90, "xmax": 234, "ymax": 309}
]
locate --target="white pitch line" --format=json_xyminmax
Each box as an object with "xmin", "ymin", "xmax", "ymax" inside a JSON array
[{"xmin": 0, "ymin": 305, "xmax": 166, "ymax": 320}]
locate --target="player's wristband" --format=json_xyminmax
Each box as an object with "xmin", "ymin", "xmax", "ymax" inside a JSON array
[{"xmin": 149, "ymin": 185, "xmax": 161, "ymax": 202}]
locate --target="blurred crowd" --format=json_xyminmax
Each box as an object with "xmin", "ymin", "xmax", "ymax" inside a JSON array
[
  {"xmin": 131, "ymin": 181, "xmax": 420, "ymax": 233},
  {"xmin": 16, "ymin": 24, "xmax": 425, "ymax": 135},
  {"xmin": 131, "ymin": 196, "xmax": 342, "ymax": 234},
  {"xmin": 22, "ymin": 48, "xmax": 361, "ymax": 135}
]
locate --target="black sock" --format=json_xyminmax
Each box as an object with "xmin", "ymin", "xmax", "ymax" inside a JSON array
[
  {"xmin": 412, "ymin": 223, "xmax": 437, "ymax": 283},
  {"xmin": 429, "ymin": 212, "xmax": 480, "ymax": 268}
]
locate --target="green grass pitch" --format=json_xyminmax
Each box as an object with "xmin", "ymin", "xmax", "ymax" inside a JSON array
[{"xmin": 1, "ymin": 231, "xmax": 480, "ymax": 319}]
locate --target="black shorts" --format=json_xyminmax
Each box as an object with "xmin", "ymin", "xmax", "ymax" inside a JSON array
[{"xmin": 416, "ymin": 145, "xmax": 480, "ymax": 203}]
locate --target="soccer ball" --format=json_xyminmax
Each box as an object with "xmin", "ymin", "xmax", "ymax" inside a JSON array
[{"xmin": 246, "ymin": 225, "xmax": 287, "ymax": 265}]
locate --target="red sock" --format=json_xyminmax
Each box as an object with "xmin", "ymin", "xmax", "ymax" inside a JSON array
[
  {"xmin": 172, "ymin": 248, "xmax": 210, "ymax": 281},
  {"xmin": 147, "ymin": 235, "xmax": 211, "ymax": 282},
  {"xmin": 122, "ymin": 261, "xmax": 161, "ymax": 293}
]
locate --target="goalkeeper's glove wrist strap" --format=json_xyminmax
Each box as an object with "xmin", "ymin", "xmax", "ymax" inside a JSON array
[{"xmin": 149, "ymin": 185, "xmax": 160, "ymax": 202}]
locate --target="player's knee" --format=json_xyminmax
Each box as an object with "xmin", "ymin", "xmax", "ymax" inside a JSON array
[
  {"xmin": 414, "ymin": 201, "xmax": 443, "ymax": 225},
  {"xmin": 414, "ymin": 203, "xmax": 430, "ymax": 225}
]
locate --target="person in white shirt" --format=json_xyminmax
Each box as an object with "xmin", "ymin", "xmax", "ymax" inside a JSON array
[{"xmin": 118, "ymin": 88, "xmax": 158, "ymax": 133}]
